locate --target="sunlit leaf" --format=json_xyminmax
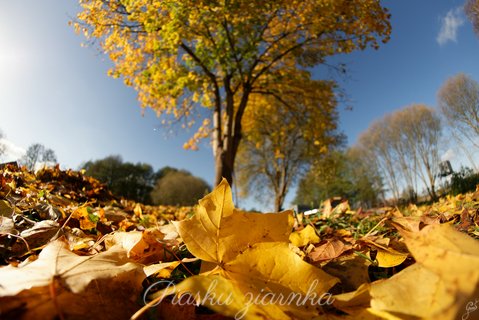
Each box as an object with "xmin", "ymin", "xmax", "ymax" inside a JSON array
[{"xmin": 289, "ymin": 225, "xmax": 320, "ymax": 247}]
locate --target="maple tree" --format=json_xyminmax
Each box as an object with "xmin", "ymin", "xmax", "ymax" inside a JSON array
[
  {"xmin": 74, "ymin": 0, "xmax": 391, "ymax": 186},
  {"xmin": 236, "ymin": 76, "xmax": 340, "ymax": 211}
]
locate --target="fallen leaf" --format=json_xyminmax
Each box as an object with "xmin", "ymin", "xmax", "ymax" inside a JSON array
[
  {"xmin": 369, "ymin": 263, "xmax": 451, "ymax": 318},
  {"xmin": 71, "ymin": 206, "xmax": 97, "ymax": 230},
  {"xmin": 0, "ymin": 238, "xmax": 145, "ymax": 319},
  {"xmin": 0, "ymin": 200, "xmax": 14, "ymax": 217},
  {"xmin": 0, "ymin": 238, "xmax": 144, "ymax": 296},
  {"xmin": 400, "ymin": 223, "xmax": 479, "ymax": 311},
  {"xmin": 105, "ymin": 228, "xmax": 175, "ymax": 264},
  {"xmin": 374, "ymin": 250, "xmax": 408, "ymax": 268},
  {"xmin": 309, "ymin": 239, "xmax": 349, "ymax": 262},
  {"xmin": 333, "ymin": 283, "xmax": 372, "ymax": 315},
  {"xmin": 289, "ymin": 225, "xmax": 320, "ymax": 247},
  {"xmin": 390, "ymin": 216, "xmax": 422, "ymax": 232},
  {"xmin": 144, "ymin": 261, "xmax": 181, "ymax": 277},
  {"xmin": 0, "ymin": 216, "xmax": 15, "ymax": 234},
  {"xmin": 323, "ymin": 254, "xmax": 371, "ymax": 292},
  {"xmin": 13, "ymin": 220, "xmax": 60, "ymax": 253},
  {"xmin": 334, "ymin": 223, "xmax": 479, "ymax": 319},
  {"xmin": 144, "ymin": 179, "xmax": 339, "ymax": 319},
  {"xmin": 134, "ymin": 203, "xmax": 143, "ymax": 218},
  {"xmin": 224, "ymin": 242, "xmax": 339, "ymax": 301},
  {"xmin": 174, "ymin": 179, "xmax": 292, "ymax": 264},
  {"xmin": 148, "ymin": 274, "xmax": 288, "ymax": 320}
]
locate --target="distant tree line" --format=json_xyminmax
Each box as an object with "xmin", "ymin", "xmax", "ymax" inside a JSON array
[
  {"xmin": 294, "ymin": 73, "xmax": 479, "ymax": 208},
  {"xmin": 82, "ymin": 155, "xmax": 210, "ymax": 206}
]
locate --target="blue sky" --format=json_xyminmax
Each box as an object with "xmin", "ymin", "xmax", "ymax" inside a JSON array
[{"xmin": 1, "ymin": 1, "xmax": 478, "ymax": 211}]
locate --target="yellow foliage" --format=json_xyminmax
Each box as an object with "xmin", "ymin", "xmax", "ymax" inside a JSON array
[{"xmin": 75, "ymin": 0, "xmax": 391, "ymax": 151}]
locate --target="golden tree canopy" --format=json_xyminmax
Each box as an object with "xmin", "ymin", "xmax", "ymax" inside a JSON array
[{"xmin": 75, "ymin": 0, "xmax": 391, "ymax": 184}]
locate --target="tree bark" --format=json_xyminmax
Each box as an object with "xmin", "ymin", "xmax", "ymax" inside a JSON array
[
  {"xmin": 274, "ymin": 194, "xmax": 284, "ymax": 213},
  {"xmin": 213, "ymin": 84, "xmax": 251, "ymax": 187}
]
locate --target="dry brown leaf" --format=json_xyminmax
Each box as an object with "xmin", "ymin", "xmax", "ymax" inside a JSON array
[{"xmin": 309, "ymin": 239, "xmax": 349, "ymax": 262}]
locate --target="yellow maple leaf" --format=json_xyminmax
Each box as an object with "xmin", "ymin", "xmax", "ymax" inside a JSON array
[
  {"xmin": 141, "ymin": 179, "xmax": 339, "ymax": 319},
  {"xmin": 173, "ymin": 179, "xmax": 292, "ymax": 264},
  {"xmin": 289, "ymin": 225, "xmax": 320, "ymax": 247}
]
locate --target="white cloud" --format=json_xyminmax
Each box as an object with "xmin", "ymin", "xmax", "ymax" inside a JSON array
[
  {"xmin": 437, "ymin": 7, "xmax": 465, "ymax": 45},
  {"xmin": 0, "ymin": 138, "xmax": 26, "ymax": 162},
  {"xmin": 441, "ymin": 148, "xmax": 455, "ymax": 162}
]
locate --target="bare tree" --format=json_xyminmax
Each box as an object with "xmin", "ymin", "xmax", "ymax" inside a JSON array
[
  {"xmin": 401, "ymin": 105, "xmax": 442, "ymax": 201},
  {"xmin": 358, "ymin": 120, "xmax": 401, "ymax": 202},
  {"xmin": 438, "ymin": 73, "xmax": 479, "ymax": 149},
  {"xmin": 466, "ymin": 0, "xmax": 479, "ymax": 36},
  {"xmin": 356, "ymin": 104, "xmax": 442, "ymax": 202},
  {"xmin": 388, "ymin": 112, "xmax": 419, "ymax": 202},
  {"xmin": 20, "ymin": 143, "xmax": 58, "ymax": 171}
]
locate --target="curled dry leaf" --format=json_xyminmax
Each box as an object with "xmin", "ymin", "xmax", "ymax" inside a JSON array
[{"xmin": 105, "ymin": 228, "xmax": 177, "ymax": 264}]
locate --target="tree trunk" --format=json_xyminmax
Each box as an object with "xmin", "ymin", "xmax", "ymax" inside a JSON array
[
  {"xmin": 213, "ymin": 83, "xmax": 250, "ymax": 187},
  {"xmin": 214, "ymin": 148, "xmax": 235, "ymax": 187},
  {"xmin": 273, "ymin": 166, "xmax": 288, "ymax": 212},
  {"xmin": 274, "ymin": 194, "xmax": 284, "ymax": 213}
]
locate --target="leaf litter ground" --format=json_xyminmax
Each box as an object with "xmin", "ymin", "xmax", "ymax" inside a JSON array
[{"xmin": 0, "ymin": 164, "xmax": 478, "ymax": 319}]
